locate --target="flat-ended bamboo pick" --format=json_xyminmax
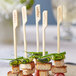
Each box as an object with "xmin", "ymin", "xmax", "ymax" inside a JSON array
[
  {"xmin": 22, "ymin": 6, "xmax": 27, "ymax": 58},
  {"xmin": 13, "ymin": 10, "xmax": 18, "ymax": 59},
  {"xmin": 57, "ymin": 5, "xmax": 63, "ymax": 53},
  {"xmin": 35, "ymin": 4, "xmax": 41, "ymax": 52},
  {"xmin": 42, "ymin": 11, "xmax": 48, "ymax": 56}
]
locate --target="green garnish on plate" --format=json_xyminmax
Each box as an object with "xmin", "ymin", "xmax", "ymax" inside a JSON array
[
  {"xmin": 0, "ymin": 52, "xmax": 66, "ymax": 65},
  {"xmin": 51, "ymin": 52, "xmax": 66, "ymax": 60},
  {"xmin": 37, "ymin": 52, "xmax": 66, "ymax": 63},
  {"xmin": 20, "ymin": 58, "xmax": 33, "ymax": 64},
  {"xmin": 28, "ymin": 51, "xmax": 48, "ymax": 55},
  {"xmin": 37, "ymin": 57, "xmax": 51, "ymax": 63},
  {"xmin": 9, "ymin": 57, "xmax": 33, "ymax": 66},
  {"xmin": 9, "ymin": 59, "xmax": 21, "ymax": 66},
  {"xmin": 28, "ymin": 51, "xmax": 48, "ymax": 59}
]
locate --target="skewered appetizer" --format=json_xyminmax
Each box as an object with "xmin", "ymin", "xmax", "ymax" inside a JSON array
[
  {"xmin": 7, "ymin": 58, "xmax": 23, "ymax": 76},
  {"xmin": 34, "ymin": 53, "xmax": 52, "ymax": 76},
  {"xmin": 18, "ymin": 57, "xmax": 35, "ymax": 76},
  {"xmin": 34, "ymin": 52, "xmax": 66, "ymax": 76},
  {"xmin": 6, "ymin": 3, "xmax": 67, "ymax": 76},
  {"xmin": 51, "ymin": 52, "xmax": 67, "ymax": 76},
  {"xmin": 35, "ymin": 57, "xmax": 52, "ymax": 76}
]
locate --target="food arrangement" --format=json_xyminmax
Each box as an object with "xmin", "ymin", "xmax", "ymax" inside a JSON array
[{"xmin": 7, "ymin": 4, "xmax": 67, "ymax": 76}]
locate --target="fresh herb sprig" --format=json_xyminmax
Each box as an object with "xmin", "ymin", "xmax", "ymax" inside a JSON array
[
  {"xmin": 0, "ymin": 52, "xmax": 66, "ymax": 65},
  {"xmin": 28, "ymin": 51, "xmax": 48, "ymax": 59},
  {"xmin": 9, "ymin": 59, "xmax": 21, "ymax": 66},
  {"xmin": 37, "ymin": 52, "xmax": 66, "ymax": 63},
  {"xmin": 28, "ymin": 51, "xmax": 48, "ymax": 56},
  {"xmin": 37, "ymin": 57, "xmax": 51, "ymax": 63},
  {"xmin": 2, "ymin": 57, "xmax": 33, "ymax": 66}
]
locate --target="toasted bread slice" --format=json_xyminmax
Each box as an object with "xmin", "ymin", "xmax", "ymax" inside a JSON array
[
  {"xmin": 39, "ymin": 70, "xmax": 49, "ymax": 76},
  {"xmin": 52, "ymin": 66, "xmax": 67, "ymax": 73},
  {"xmin": 20, "ymin": 61, "xmax": 35, "ymax": 70},
  {"xmin": 54, "ymin": 60, "xmax": 64, "ymax": 67},
  {"xmin": 35, "ymin": 70, "xmax": 49, "ymax": 76},
  {"xmin": 23, "ymin": 68, "xmax": 35, "ymax": 75},
  {"xmin": 7, "ymin": 70, "xmax": 23, "ymax": 76},
  {"xmin": 36, "ymin": 62, "xmax": 52, "ymax": 71},
  {"xmin": 23, "ymin": 74, "xmax": 33, "ymax": 76},
  {"xmin": 12, "ymin": 66, "xmax": 20, "ymax": 73}
]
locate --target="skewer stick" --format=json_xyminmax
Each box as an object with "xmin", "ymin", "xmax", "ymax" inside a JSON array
[
  {"xmin": 35, "ymin": 4, "xmax": 41, "ymax": 52},
  {"xmin": 57, "ymin": 5, "xmax": 63, "ymax": 53},
  {"xmin": 22, "ymin": 6, "xmax": 27, "ymax": 58},
  {"xmin": 42, "ymin": 11, "xmax": 48, "ymax": 56},
  {"xmin": 13, "ymin": 10, "xmax": 18, "ymax": 59}
]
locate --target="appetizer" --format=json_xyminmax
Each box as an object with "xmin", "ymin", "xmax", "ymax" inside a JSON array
[
  {"xmin": 7, "ymin": 58, "xmax": 22, "ymax": 76},
  {"xmin": 51, "ymin": 52, "xmax": 67, "ymax": 76},
  {"xmin": 7, "ymin": 4, "xmax": 68, "ymax": 76},
  {"xmin": 35, "ymin": 56, "xmax": 52, "ymax": 76},
  {"xmin": 20, "ymin": 57, "xmax": 35, "ymax": 76}
]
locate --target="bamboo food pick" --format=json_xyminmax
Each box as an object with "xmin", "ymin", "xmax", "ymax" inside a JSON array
[
  {"xmin": 57, "ymin": 5, "xmax": 63, "ymax": 53},
  {"xmin": 13, "ymin": 10, "xmax": 18, "ymax": 59},
  {"xmin": 35, "ymin": 4, "xmax": 41, "ymax": 52},
  {"xmin": 42, "ymin": 11, "xmax": 48, "ymax": 56},
  {"xmin": 22, "ymin": 6, "xmax": 27, "ymax": 58}
]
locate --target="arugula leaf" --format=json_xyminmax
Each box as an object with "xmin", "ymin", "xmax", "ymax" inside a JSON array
[
  {"xmin": 9, "ymin": 59, "xmax": 21, "ymax": 66},
  {"xmin": 37, "ymin": 57, "xmax": 51, "ymax": 63},
  {"xmin": 28, "ymin": 51, "xmax": 48, "ymax": 55}
]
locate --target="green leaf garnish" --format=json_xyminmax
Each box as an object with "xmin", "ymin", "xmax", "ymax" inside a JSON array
[
  {"xmin": 28, "ymin": 51, "xmax": 48, "ymax": 55},
  {"xmin": 37, "ymin": 57, "xmax": 51, "ymax": 63},
  {"xmin": 0, "ymin": 52, "xmax": 66, "ymax": 65},
  {"xmin": 28, "ymin": 51, "xmax": 48, "ymax": 59},
  {"xmin": 37, "ymin": 52, "xmax": 66, "ymax": 62},
  {"xmin": 51, "ymin": 52, "xmax": 66, "ymax": 60},
  {"xmin": 9, "ymin": 59, "xmax": 21, "ymax": 66}
]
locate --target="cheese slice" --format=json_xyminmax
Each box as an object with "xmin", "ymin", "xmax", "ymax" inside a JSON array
[
  {"xmin": 20, "ymin": 61, "xmax": 35, "ymax": 70},
  {"xmin": 36, "ymin": 62, "xmax": 52, "ymax": 70}
]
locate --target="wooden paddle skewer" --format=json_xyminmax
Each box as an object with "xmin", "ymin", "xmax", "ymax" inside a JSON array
[
  {"xmin": 22, "ymin": 6, "xmax": 27, "ymax": 58},
  {"xmin": 42, "ymin": 11, "xmax": 48, "ymax": 56},
  {"xmin": 13, "ymin": 10, "xmax": 18, "ymax": 59},
  {"xmin": 35, "ymin": 4, "xmax": 41, "ymax": 52},
  {"xmin": 57, "ymin": 5, "xmax": 63, "ymax": 53}
]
